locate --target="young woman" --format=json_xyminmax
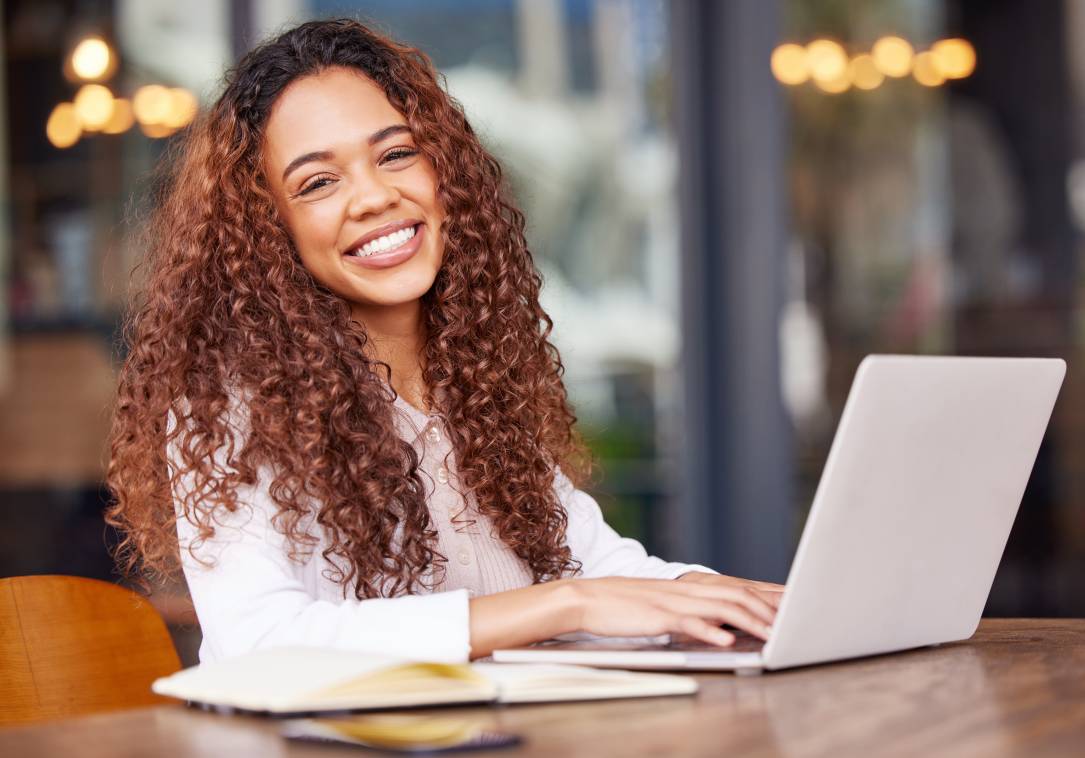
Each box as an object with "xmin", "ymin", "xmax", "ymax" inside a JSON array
[{"xmin": 105, "ymin": 18, "xmax": 783, "ymax": 664}]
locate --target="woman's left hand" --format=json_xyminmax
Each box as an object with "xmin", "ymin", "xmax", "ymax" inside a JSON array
[{"xmin": 676, "ymin": 571, "xmax": 786, "ymax": 609}]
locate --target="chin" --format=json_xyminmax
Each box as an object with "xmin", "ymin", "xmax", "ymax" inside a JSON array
[{"xmin": 358, "ymin": 271, "xmax": 439, "ymax": 306}]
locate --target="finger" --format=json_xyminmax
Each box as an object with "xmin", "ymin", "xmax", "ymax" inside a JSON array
[
  {"xmin": 751, "ymin": 588, "xmax": 784, "ymax": 609},
  {"xmin": 706, "ymin": 604, "xmax": 774, "ymax": 641},
  {"xmin": 712, "ymin": 574, "xmax": 786, "ymax": 593},
  {"xmin": 669, "ymin": 583, "xmax": 777, "ymax": 626},
  {"xmin": 674, "ymin": 615, "xmax": 735, "ymax": 648},
  {"xmin": 744, "ymin": 580, "xmax": 786, "ymax": 592},
  {"xmin": 662, "ymin": 596, "xmax": 773, "ymax": 641},
  {"xmin": 668, "ymin": 630, "xmax": 699, "ymax": 645},
  {"xmin": 735, "ymin": 586, "xmax": 778, "ymax": 624}
]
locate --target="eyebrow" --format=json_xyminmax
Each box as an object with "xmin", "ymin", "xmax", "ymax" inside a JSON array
[{"xmin": 280, "ymin": 124, "xmax": 413, "ymax": 183}]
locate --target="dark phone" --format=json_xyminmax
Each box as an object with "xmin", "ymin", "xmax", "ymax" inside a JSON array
[{"xmin": 281, "ymin": 718, "xmax": 522, "ymax": 753}]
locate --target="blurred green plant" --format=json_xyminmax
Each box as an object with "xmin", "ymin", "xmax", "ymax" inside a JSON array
[{"xmin": 576, "ymin": 419, "xmax": 656, "ymax": 545}]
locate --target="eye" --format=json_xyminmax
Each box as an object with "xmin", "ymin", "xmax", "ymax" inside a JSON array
[
  {"xmin": 298, "ymin": 174, "xmax": 336, "ymax": 196},
  {"xmin": 381, "ymin": 147, "xmax": 418, "ymax": 164}
]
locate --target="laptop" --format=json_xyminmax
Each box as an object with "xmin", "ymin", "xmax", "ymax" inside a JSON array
[{"xmin": 493, "ymin": 355, "xmax": 1066, "ymax": 674}]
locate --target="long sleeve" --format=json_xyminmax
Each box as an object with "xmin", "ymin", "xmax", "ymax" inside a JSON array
[
  {"xmin": 555, "ymin": 468, "xmax": 719, "ymax": 580},
  {"xmin": 167, "ymin": 407, "xmax": 472, "ymax": 664}
]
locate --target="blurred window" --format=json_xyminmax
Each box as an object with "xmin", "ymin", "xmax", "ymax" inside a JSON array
[{"xmin": 777, "ymin": 0, "xmax": 1084, "ymax": 615}]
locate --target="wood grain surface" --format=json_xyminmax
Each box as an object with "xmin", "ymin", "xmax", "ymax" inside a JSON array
[{"xmin": 0, "ymin": 619, "xmax": 1081, "ymax": 757}]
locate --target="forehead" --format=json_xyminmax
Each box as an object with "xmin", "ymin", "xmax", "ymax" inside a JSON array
[{"xmin": 262, "ymin": 67, "xmax": 405, "ymax": 174}]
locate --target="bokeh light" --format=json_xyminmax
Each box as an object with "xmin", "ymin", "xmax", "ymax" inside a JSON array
[
  {"xmin": 46, "ymin": 102, "xmax": 81, "ymax": 148},
  {"xmin": 806, "ymin": 39, "xmax": 848, "ymax": 85},
  {"xmin": 813, "ymin": 73, "xmax": 851, "ymax": 94},
  {"xmin": 70, "ymin": 37, "xmax": 113, "ymax": 81},
  {"xmin": 931, "ymin": 38, "xmax": 976, "ymax": 79},
  {"xmin": 132, "ymin": 84, "xmax": 173, "ymax": 126},
  {"xmin": 72, "ymin": 84, "xmax": 114, "ymax": 131},
  {"xmin": 139, "ymin": 122, "xmax": 176, "ymax": 139},
  {"xmin": 162, "ymin": 88, "xmax": 198, "ymax": 129},
  {"xmin": 913, "ymin": 51, "xmax": 945, "ymax": 87},
  {"xmin": 771, "ymin": 43, "xmax": 809, "ymax": 86},
  {"xmin": 872, "ymin": 36, "xmax": 914, "ymax": 77},
  {"xmin": 102, "ymin": 98, "xmax": 134, "ymax": 135},
  {"xmin": 848, "ymin": 54, "xmax": 885, "ymax": 90}
]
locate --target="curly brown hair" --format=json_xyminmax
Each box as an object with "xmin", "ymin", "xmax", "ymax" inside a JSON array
[{"xmin": 105, "ymin": 17, "xmax": 592, "ymax": 600}]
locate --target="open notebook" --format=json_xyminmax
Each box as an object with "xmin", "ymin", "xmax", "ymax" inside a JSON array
[{"xmin": 151, "ymin": 647, "xmax": 697, "ymax": 715}]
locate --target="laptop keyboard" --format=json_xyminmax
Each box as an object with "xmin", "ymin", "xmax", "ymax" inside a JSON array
[{"xmin": 663, "ymin": 631, "xmax": 766, "ymax": 654}]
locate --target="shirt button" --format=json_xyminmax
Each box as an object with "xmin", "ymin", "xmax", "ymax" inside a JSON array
[
  {"xmin": 437, "ymin": 466, "xmax": 449, "ymax": 484},
  {"xmin": 426, "ymin": 425, "xmax": 441, "ymax": 443},
  {"xmin": 456, "ymin": 548, "xmax": 471, "ymax": 566}
]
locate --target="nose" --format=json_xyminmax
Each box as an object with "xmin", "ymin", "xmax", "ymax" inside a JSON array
[{"xmin": 346, "ymin": 165, "xmax": 400, "ymax": 219}]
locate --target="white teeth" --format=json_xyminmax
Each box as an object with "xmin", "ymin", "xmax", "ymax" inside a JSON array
[{"xmin": 355, "ymin": 225, "xmax": 417, "ymax": 257}]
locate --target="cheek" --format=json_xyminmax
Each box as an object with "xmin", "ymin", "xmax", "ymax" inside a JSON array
[
  {"xmin": 288, "ymin": 204, "xmax": 343, "ymax": 253},
  {"xmin": 280, "ymin": 205, "xmax": 348, "ymax": 283},
  {"xmin": 404, "ymin": 162, "xmax": 444, "ymax": 217}
]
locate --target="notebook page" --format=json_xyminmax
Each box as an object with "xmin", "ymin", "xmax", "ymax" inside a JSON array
[
  {"xmin": 152, "ymin": 647, "xmax": 426, "ymax": 711},
  {"xmin": 471, "ymin": 662, "xmax": 697, "ymax": 703}
]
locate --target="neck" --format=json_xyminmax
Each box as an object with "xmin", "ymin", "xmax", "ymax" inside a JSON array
[{"xmin": 351, "ymin": 299, "xmax": 428, "ymax": 411}]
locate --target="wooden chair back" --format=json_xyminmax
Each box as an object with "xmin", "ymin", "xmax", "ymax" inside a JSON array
[{"xmin": 0, "ymin": 575, "xmax": 182, "ymax": 725}]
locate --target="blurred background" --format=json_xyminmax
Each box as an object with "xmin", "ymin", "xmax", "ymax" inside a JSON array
[{"xmin": 1, "ymin": 0, "xmax": 1082, "ymax": 666}]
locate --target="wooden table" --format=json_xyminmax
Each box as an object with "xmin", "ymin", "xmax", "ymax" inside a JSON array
[{"xmin": 2, "ymin": 619, "xmax": 1083, "ymax": 757}]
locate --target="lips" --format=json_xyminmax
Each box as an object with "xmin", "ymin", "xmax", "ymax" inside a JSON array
[
  {"xmin": 344, "ymin": 219, "xmax": 421, "ymax": 256},
  {"xmin": 341, "ymin": 221, "xmax": 425, "ymax": 270}
]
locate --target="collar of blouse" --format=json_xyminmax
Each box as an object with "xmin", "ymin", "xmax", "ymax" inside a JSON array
[{"xmin": 388, "ymin": 384, "xmax": 447, "ymax": 447}]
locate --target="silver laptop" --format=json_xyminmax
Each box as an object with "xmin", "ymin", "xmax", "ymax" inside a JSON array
[{"xmin": 493, "ymin": 355, "xmax": 1066, "ymax": 674}]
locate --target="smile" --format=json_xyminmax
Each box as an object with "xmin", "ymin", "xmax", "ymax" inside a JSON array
[
  {"xmin": 343, "ymin": 223, "xmax": 424, "ymax": 270},
  {"xmin": 349, "ymin": 224, "xmax": 417, "ymax": 258}
]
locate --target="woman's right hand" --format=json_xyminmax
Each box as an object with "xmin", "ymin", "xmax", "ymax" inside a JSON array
[
  {"xmin": 566, "ymin": 576, "xmax": 777, "ymax": 647},
  {"xmin": 468, "ymin": 574, "xmax": 778, "ymax": 659}
]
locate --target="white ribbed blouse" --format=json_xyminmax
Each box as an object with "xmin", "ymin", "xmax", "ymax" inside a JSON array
[
  {"xmin": 389, "ymin": 391, "xmax": 536, "ymax": 597},
  {"xmin": 170, "ymin": 389, "xmax": 717, "ymax": 664}
]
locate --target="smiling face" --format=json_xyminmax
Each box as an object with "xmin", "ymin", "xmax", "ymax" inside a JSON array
[{"xmin": 261, "ymin": 66, "xmax": 445, "ymax": 322}]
